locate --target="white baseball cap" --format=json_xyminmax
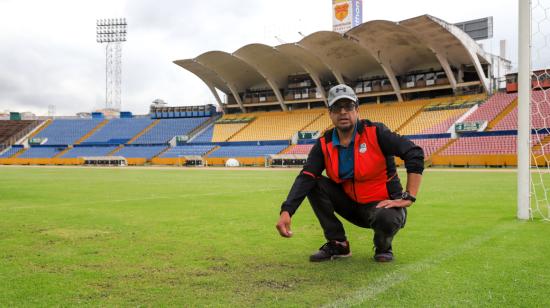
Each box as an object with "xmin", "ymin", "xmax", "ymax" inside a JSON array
[{"xmin": 327, "ymin": 84, "xmax": 358, "ymax": 107}]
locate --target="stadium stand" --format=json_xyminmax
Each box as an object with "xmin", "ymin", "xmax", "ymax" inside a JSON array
[
  {"xmin": 441, "ymin": 136, "xmax": 516, "ymax": 155},
  {"xmin": 439, "ymin": 134, "xmax": 546, "ymax": 155},
  {"xmin": 491, "ymin": 108, "xmax": 519, "ymax": 131},
  {"xmin": 492, "ymin": 89, "xmax": 550, "ymax": 130},
  {"xmin": 18, "ymin": 147, "xmax": 66, "ymax": 158},
  {"xmin": 208, "ymin": 144, "xmax": 287, "ymax": 157},
  {"xmin": 125, "ymin": 119, "xmax": 160, "ymax": 144},
  {"xmin": 283, "ymin": 138, "xmax": 449, "ymax": 160},
  {"xmin": 61, "ymin": 146, "xmax": 119, "ymax": 158},
  {"xmin": 74, "ymin": 119, "xmax": 109, "ymax": 144},
  {"xmin": 1, "ymin": 89, "xmax": 544, "ymax": 168},
  {"xmin": 115, "ymin": 145, "xmax": 168, "ymax": 159},
  {"xmin": 190, "ymin": 125, "xmax": 214, "ymax": 143},
  {"xmin": 463, "ymin": 92, "xmax": 517, "ymax": 124},
  {"xmin": 299, "ymin": 99, "xmax": 429, "ymax": 134},
  {"xmin": 228, "ymin": 110, "xmax": 322, "ymax": 141},
  {"xmin": 212, "ymin": 122, "xmax": 250, "ymax": 142},
  {"xmin": 398, "ymin": 107, "xmax": 469, "ymax": 136},
  {"xmin": 283, "ymin": 144, "xmax": 314, "ymax": 155},
  {"xmin": 533, "ymin": 134, "xmax": 550, "ymax": 155},
  {"xmin": 359, "ymin": 100, "xmax": 426, "ymax": 132},
  {"xmin": 421, "ymin": 113, "xmax": 464, "ymax": 134},
  {"xmin": 132, "ymin": 117, "xmax": 210, "ymax": 144},
  {"xmin": 0, "ymin": 120, "xmax": 41, "ymax": 147},
  {"xmin": 35, "ymin": 119, "xmax": 103, "ymax": 145},
  {"xmin": 82, "ymin": 118, "xmax": 154, "ymax": 145},
  {"xmin": 0, "ymin": 146, "xmax": 23, "ymax": 158},
  {"xmin": 410, "ymin": 138, "xmax": 451, "ymax": 158},
  {"xmin": 160, "ymin": 145, "xmax": 217, "ymax": 158},
  {"xmin": 301, "ymin": 113, "xmax": 332, "ymax": 133}
]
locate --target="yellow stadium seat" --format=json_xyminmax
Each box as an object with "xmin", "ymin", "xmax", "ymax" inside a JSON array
[{"xmin": 226, "ymin": 109, "xmax": 323, "ymax": 141}]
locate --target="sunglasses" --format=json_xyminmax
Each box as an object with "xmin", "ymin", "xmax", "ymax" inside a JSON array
[{"xmin": 329, "ymin": 102, "xmax": 357, "ymax": 112}]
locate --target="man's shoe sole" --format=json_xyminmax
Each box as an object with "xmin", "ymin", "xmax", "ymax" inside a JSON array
[
  {"xmin": 310, "ymin": 252, "xmax": 352, "ymax": 262},
  {"xmin": 374, "ymin": 255, "xmax": 393, "ymax": 262}
]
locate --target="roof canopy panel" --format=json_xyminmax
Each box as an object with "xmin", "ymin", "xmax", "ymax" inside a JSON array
[
  {"xmin": 275, "ymin": 43, "xmax": 337, "ymax": 83},
  {"xmin": 195, "ymin": 51, "xmax": 268, "ymax": 92},
  {"xmin": 400, "ymin": 15, "xmax": 490, "ymax": 68},
  {"xmin": 233, "ymin": 43, "xmax": 305, "ymax": 89},
  {"xmin": 299, "ymin": 31, "xmax": 383, "ymax": 81},
  {"xmin": 347, "ymin": 20, "xmax": 442, "ymax": 75},
  {"xmin": 173, "ymin": 59, "xmax": 230, "ymax": 93}
]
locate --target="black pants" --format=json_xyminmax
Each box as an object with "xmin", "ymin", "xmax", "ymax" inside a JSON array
[{"xmin": 307, "ymin": 176, "xmax": 406, "ymax": 249}]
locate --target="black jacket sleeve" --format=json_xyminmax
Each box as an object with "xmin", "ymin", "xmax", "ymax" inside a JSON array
[
  {"xmin": 280, "ymin": 140, "xmax": 325, "ymax": 216},
  {"xmin": 375, "ymin": 122, "xmax": 425, "ymax": 174}
]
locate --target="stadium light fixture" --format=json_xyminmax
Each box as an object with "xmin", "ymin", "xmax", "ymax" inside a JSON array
[{"xmin": 96, "ymin": 17, "xmax": 127, "ymax": 112}]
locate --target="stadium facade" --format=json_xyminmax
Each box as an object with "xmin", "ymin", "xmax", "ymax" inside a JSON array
[
  {"xmin": 175, "ymin": 15, "xmax": 510, "ymax": 113},
  {"xmin": 1, "ymin": 15, "xmax": 548, "ymax": 168}
]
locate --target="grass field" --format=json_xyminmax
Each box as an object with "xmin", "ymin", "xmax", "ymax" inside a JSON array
[{"xmin": 0, "ymin": 166, "xmax": 549, "ymax": 307}]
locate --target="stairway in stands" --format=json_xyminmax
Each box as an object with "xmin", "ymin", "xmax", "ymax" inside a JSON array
[
  {"xmin": 126, "ymin": 119, "xmax": 160, "ymax": 144},
  {"xmin": 74, "ymin": 119, "xmax": 109, "ymax": 144},
  {"xmin": 26, "ymin": 119, "xmax": 52, "ymax": 140},
  {"xmin": 53, "ymin": 147, "xmax": 72, "ymax": 158},
  {"xmin": 532, "ymin": 135, "xmax": 550, "ymax": 153},
  {"xmin": 486, "ymin": 98, "xmax": 518, "ymax": 130},
  {"xmin": 12, "ymin": 148, "xmax": 27, "ymax": 158},
  {"xmin": 108, "ymin": 145, "xmax": 125, "ymax": 156}
]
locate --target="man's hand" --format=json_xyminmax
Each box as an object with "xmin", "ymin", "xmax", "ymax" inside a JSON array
[
  {"xmin": 376, "ymin": 199, "xmax": 413, "ymax": 209},
  {"xmin": 276, "ymin": 211, "xmax": 293, "ymax": 238}
]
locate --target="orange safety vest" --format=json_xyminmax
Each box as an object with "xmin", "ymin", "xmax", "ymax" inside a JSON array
[{"xmin": 320, "ymin": 124, "xmax": 390, "ymax": 204}]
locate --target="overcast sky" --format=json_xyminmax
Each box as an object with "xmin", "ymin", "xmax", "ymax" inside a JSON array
[{"xmin": 0, "ymin": 0, "xmax": 526, "ymax": 116}]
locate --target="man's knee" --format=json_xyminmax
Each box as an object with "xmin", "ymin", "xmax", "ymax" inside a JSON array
[
  {"xmin": 307, "ymin": 177, "xmax": 332, "ymax": 198},
  {"xmin": 372, "ymin": 208, "xmax": 405, "ymax": 234}
]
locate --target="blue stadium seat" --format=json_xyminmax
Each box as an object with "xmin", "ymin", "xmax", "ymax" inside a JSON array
[
  {"xmin": 116, "ymin": 145, "xmax": 167, "ymax": 159},
  {"xmin": 133, "ymin": 117, "xmax": 210, "ymax": 144},
  {"xmin": 0, "ymin": 146, "xmax": 22, "ymax": 158},
  {"xmin": 35, "ymin": 119, "xmax": 102, "ymax": 145},
  {"xmin": 207, "ymin": 145, "xmax": 286, "ymax": 158},
  {"xmin": 190, "ymin": 125, "xmax": 214, "ymax": 143},
  {"xmin": 82, "ymin": 118, "xmax": 153, "ymax": 145},
  {"xmin": 160, "ymin": 145, "xmax": 216, "ymax": 157},
  {"xmin": 61, "ymin": 146, "xmax": 118, "ymax": 158},
  {"xmin": 18, "ymin": 147, "xmax": 66, "ymax": 158}
]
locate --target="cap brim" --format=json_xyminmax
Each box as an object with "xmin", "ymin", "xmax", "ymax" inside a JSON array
[{"xmin": 328, "ymin": 95, "xmax": 358, "ymax": 107}]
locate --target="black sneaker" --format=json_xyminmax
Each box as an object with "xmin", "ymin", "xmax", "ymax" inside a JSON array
[
  {"xmin": 373, "ymin": 248, "xmax": 393, "ymax": 262},
  {"xmin": 373, "ymin": 232, "xmax": 394, "ymax": 262},
  {"xmin": 309, "ymin": 240, "xmax": 351, "ymax": 262}
]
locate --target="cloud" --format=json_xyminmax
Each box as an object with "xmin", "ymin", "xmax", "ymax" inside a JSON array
[{"xmin": 0, "ymin": 0, "xmax": 526, "ymax": 116}]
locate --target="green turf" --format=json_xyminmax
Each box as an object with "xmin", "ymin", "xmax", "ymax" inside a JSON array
[{"xmin": 0, "ymin": 166, "xmax": 549, "ymax": 307}]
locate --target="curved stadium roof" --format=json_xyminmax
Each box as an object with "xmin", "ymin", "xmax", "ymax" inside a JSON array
[{"xmin": 174, "ymin": 14, "xmax": 492, "ymax": 111}]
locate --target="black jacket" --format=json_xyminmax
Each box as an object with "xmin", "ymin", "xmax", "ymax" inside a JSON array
[{"xmin": 280, "ymin": 119, "xmax": 425, "ymax": 216}]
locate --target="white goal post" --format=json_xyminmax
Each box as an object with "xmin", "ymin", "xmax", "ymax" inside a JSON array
[
  {"xmin": 518, "ymin": 0, "xmax": 550, "ymax": 220},
  {"xmin": 517, "ymin": 0, "xmax": 531, "ymax": 219}
]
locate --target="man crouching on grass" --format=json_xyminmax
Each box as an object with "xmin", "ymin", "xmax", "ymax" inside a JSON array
[{"xmin": 276, "ymin": 84, "xmax": 424, "ymax": 262}]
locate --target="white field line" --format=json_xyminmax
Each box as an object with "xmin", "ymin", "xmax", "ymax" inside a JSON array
[{"xmin": 322, "ymin": 225, "xmax": 509, "ymax": 308}]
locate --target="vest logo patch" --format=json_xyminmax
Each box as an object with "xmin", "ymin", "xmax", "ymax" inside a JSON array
[{"xmin": 359, "ymin": 143, "xmax": 367, "ymax": 153}]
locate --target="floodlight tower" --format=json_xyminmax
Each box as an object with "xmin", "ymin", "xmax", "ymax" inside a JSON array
[{"xmin": 96, "ymin": 18, "xmax": 127, "ymax": 111}]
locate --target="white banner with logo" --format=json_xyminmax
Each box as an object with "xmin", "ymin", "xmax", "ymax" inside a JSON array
[{"xmin": 332, "ymin": 0, "xmax": 362, "ymax": 34}]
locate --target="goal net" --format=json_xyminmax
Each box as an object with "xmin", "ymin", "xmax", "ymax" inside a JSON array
[{"xmin": 521, "ymin": 0, "xmax": 550, "ymax": 220}]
